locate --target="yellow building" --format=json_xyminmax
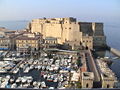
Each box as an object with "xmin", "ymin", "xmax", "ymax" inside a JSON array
[
  {"xmin": 16, "ymin": 32, "xmax": 43, "ymax": 53},
  {"xmin": 0, "ymin": 37, "xmax": 11, "ymax": 50},
  {"xmin": 0, "ymin": 30, "xmax": 11, "ymax": 50}
]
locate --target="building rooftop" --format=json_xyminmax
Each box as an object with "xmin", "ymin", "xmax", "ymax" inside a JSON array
[
  {"xmin": 82, "ymin": 72, "xmax": 94, "ymax": 80},
  {"xmin": 16, "ymin": 35, "xmax": 40, "ymax": 40},
  {"xmin": 15, "ymin": 31, "xmax": 42, "ymax": 40},
  {"xmin": 45, "ymin": 37, "xmax": 57, "ymax": 40}
]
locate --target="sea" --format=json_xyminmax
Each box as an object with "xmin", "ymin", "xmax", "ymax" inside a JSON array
[{"xmin": 0, "ymin": 20, "xmax": 120, "ymax": 80}]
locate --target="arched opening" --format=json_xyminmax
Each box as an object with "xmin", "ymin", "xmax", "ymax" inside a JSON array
[
  {"xmin": 86, "ymin": 83, "xmax": 89, "ymax": 88},
  {"xmin": 107, "ymin": 84, "xmax": 110, "ymax": 88},
  {"xmin": 86, "ymin": 46, "xmax": 88, "ymax": 50}
]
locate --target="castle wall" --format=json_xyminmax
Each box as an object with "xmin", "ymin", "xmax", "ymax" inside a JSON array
[
  {"xmin": 93, "ymin": 23, "xmax": 104, "ymax": 36},
  {"xmin": 44, "ymin": 23, "xmax": 62, "ymax": 43},
  {"xmin": 82, "ymin": 36, "xmax": 93, "ymax": 49},
  {"xmin": 30, "ymin": 17, "xmax": 106, "ymax": 49},
  {"xmin": 79, "ymin": 22, "xmax": 93, "ymax": 36},
  {"xmin": 62, "ymin": 22, "xmax": 82, "ymax": 43}
]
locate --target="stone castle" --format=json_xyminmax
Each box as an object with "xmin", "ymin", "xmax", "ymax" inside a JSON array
[{"xmin": 28, "ymin": 17, "xmax": 106, "ymax": 49}]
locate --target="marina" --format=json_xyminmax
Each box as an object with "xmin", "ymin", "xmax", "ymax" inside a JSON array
[
  {"xmin": 0, "ymin": 49, "xmax": 119, "ymax": 89},
  {"xmin": 0, "ymin": 50, "xmax": 77, "ymax": 89}
]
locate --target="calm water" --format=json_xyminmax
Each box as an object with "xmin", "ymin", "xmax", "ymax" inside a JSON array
[
  {"xmin": 0, "ymin": 21, "xmax": 120, "ymax": 80},
  {"xmin": 0, "ymin": 21, "xmax": 29, "ymax": 30},
  {"xmin": 104, "ymin": 22, "xmax": 120, "ymax": 50}
]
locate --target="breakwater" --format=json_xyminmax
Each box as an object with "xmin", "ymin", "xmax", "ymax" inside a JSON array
[{"xmin": 110, "ymin": 48, "xmax": 120, "ymax": 57}]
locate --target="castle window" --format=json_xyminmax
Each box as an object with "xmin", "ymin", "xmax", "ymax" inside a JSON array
[{"xmin": 69, "ymin": 27, "xmax": 71, "ymax": 29}]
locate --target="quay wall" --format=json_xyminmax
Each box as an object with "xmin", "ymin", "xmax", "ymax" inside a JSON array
[{"xmin": 87, "ymin": 50, "xmax": 100, "ymax": 82}]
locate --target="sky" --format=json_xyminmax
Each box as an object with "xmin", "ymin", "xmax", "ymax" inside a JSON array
[{"xmin": 0, "ymin": 0, "xmax": 120, "ymax": 23}]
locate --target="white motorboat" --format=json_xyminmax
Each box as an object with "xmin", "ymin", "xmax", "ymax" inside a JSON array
[
  {"xmin": 20, "ymin": 64, "xmax": 24, "ymax": 68},
  {"xmin": 42, "ymin": 66, "xmax": 45, "ymax": 70},
  {"xmin": 23, "ymin": 83, "xmax": 30, "ymax": 88},
  {"xmin": 16, "ymin": 77, "xmax": 21, "ymax": 83},
  {"xmin": 0, "ymin": 78, "xmax": 9, "ymax": 88},
  {"xmin": 43, "ymin": 74, "xmax": 47, "ymax": 79},
  {"xmin": 30, "ymin": 65, "xmax": 34, "ymax": 70},
  {"xmin": 27, "ymin": 76, "xmax": 33, "ymax": 83},
  {"xmin": 9, "ymin": 78, "xmax": 14, "ymax": 83},
  {"xmin": 49, "ymin": 87, "xmax": 55, "ymax": 89},
  {"xmin": 46, "ymin": 66, "xmax": 50, "ymax": 70},
  {"xmin": 38, "ymin": 66, "xmax": 41, "ymax": 70},
  {"xmin": 33, "ymin": 81, "xmax": 37, "ymax": 86},
  {"xmin": 41, "ymin": 81, "xmax": 46, "ymax": 88},
  {"xmin": 53, "ymin": 78, "xmax": 58, "ymax": 82},
  {"xmin": 0, "ymin": 69, "xmax": 7, "ymax": 73},
  {"xmin": 13, "ymin": 68, "xmax": 19, "ymax": 74},
  {"xmin": 11, "ymin": 83, "xmax": 17, "ymax": 88},
  {"xmin": 21, "ymin": 78, "xmax": 26, "ymax": 83},
  {"xmin": 24, "ymin": 67, "xmax": 30, "ymax": 73}
]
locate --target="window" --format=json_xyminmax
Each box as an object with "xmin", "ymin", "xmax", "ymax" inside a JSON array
[
  {"xmin": 28, "ymin": 40, "xmax": 31, "ymax": 43},
  {"xmin": 32, "ymin": 40, "xmax": 35, "ymax": 43}
]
